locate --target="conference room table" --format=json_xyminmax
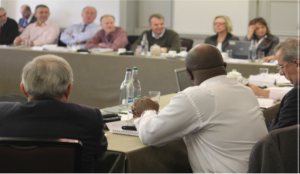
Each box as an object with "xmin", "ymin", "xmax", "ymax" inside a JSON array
[
  {"xmin": 94, "ymin": 93, "xmax": 280, "ymax": 173},
  {"xmin": 0, "ymin": 47, "xmax": 278, "ymax": 109}
]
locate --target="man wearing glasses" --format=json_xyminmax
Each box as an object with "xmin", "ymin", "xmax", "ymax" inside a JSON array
[
  {"xmin": 0, "ymin": 7, "xmax": 19, "ymax": 45},
  {"xmin": 247, "ymin": 37, "xmax": 299, "ymax": 132}
]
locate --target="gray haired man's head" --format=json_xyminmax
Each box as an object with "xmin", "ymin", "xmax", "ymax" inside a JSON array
[
  {"xmin": 21, "ymin": 55, "xmax": 74, "ymax": 99},
  {"xmin": 274, "ymin": 37, "xmax": 300, "ymax": 64}
]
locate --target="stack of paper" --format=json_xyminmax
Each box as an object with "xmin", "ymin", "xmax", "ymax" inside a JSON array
[
  {"xmin": 106, "ymin": 121, "xmax": 138, "ymax": 137},
  {"xmin": 257, "ymin": 98, "xmax": 275, "ymax": 109}
]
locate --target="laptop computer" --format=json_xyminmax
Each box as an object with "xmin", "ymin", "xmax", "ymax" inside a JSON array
[
  {"xmin": 174, "ymin": 68, "xmax": 191, "ymax": 92},
  {"xmin": 227, "ymin": 41, "xmax": 251, "ymax": 59}
]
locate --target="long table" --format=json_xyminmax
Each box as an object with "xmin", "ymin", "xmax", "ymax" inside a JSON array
[
  {"xmin": 95, "ymin": 93, "xmax": 279, "ymax": 173},
  {"xmin": 0, "ymin": 48, "xmax": 278, "ymax": 109}
]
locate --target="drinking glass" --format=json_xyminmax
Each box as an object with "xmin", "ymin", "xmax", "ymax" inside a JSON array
[
  {"xmin": 226, "ymin": 49, "xmax": 233, "ymax": 58},
  {"xmin": 260, "ymin": 68, "xmax": 269, "ymax": 77},
  {"xmin": 135, "ymin": 45, "xmax": 142, "ymax": 55},
  {"xmin": 180, "ymin": 47, "xmax": 187, "ymax": 53},
  {"xmin": 24, "ymin": 39, "xmax": 31, "ymax": 47},
  {"xmin": 257, "ymin": 51, "xmax": 265, "ymax": 63},
  {"xmin": 149, "ymin": 91, "xmax": 161, "ymax": 104}
]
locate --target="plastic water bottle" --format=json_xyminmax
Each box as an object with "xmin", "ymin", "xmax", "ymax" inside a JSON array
[
  {"xmin": 119, "ymin": 68, "xmax": 132, "ymax": 114},
  {"xmin": 248, "ymin": 39, "xmax": 256, "ymax": 62},
  {"xmin": 141, "ymin": 33, "xmax": 149, "ymax": 56},
  {"xmin": 127, "ymin": 67, "xmax": 141, "ymax": 108}
]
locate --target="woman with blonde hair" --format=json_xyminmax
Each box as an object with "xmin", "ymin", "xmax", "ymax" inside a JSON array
[{"xmin": 205, "ymin": 15, "xmax": 239, "ymax": 52}]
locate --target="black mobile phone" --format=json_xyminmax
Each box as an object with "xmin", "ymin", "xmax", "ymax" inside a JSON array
[{"xmin": 122, "ymin": 125, "xmax": 137, "ymax": 131}]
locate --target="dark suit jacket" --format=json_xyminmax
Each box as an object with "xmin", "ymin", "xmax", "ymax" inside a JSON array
[
  {"xmin": 244, "ymin": 36, "xmax": 279, "ymax": 56},
  {"xmin": 0, "ymin": 17, "xmax": 19, "ymax": 45},
  {"xmin": 204, "ymin": 32, "xmax": 239, "ymax": 52},
  {"xmin": 267, "ymin": 87, "xmax": 299, "ymax": 132},
  {"xmin": 0, "ymin": 98, "xmax": 107, "ymax": 173},
  {"xmin": 18, "ymin": 15, "xmax": 37, "ymax": 27}
]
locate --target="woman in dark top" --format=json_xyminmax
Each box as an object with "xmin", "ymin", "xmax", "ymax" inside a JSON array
[
  {"xmin": 204, "ymin": 15, "xmax": 239, "ymax": 52},
  {"xmin": 245, "ymin": 17, "xmax": 279, "ymax": 62}
]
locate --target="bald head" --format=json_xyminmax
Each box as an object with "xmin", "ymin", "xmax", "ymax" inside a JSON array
[{"xmin": 185, "ymin": 44, "xmax": 224, "ymax": 72}]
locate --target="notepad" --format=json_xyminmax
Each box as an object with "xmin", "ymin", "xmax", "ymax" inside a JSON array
[
  {"xmin": 257, "ymin": 98, "xmax": 275, "ymax": 109},
  {"xmin": 106, "ymin": 121, "xmax": 138, "ymax": 137}
]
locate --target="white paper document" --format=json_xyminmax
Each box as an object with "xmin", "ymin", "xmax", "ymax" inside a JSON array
[
  {"xmin": 249, "ymin": 75, "xmax": 276, "ymax": 87},
  {"xmin": 257, "ymin": 98, "xmax": 275, "ymax": 108},
  {"xmin": 90, "ymin": 48, "xmax": 113, "ymax": 53},
  {"xmin": 106, "ymin": 121, "xmax": 138, "ymax": 137}
]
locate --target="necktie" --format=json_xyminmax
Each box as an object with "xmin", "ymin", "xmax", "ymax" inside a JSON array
[
  {"xmin": 81, "ymin": 24, "xmax": 87, "ymax": 32},
  {"xmin": 22, "ymin": 18, "xmax": 28, "ymax": 28},
  {"xmin": 106, "ymin": 34, "xmax": 112, "ymax": 43}
]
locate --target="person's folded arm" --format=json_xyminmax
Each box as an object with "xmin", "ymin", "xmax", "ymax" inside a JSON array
[
  {"xmin": 33, "ymin": 25, "xmax": 60, "ymax": 46},
  {"xmin": 166, "ymin": 33, "xmax": 181, "ymax": 52},
  {"xmin": 100, "ymin": 30, "xmax": 128, "ymax": 51},
  {"xmin": 134, "ymin": 92, "xmax": 202, "ymax": 147},
  {"xmin": 60, "ymin": 26, "xmax": 76, "ymax": 44},
  {"xmin": 73, "ymin": 26, "xmax": 100, "ymax": 42},
  {"xmin": 85, "ymin": 31, "xmax": 102, "ymax": 49}
]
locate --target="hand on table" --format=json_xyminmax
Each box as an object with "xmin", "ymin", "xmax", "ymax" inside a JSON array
[
  {"xmin": 132, "ymin": 96, "xmax": 159, "ymax": 118},
  {"xmin": 160, "ymin": 47, "xmax": 167, "ymax": 53},
  {"xmin": 263, "ymin": 56, "xmax": 276, "ymax": 62},
  {"xmin": 13, "ymin": 37, "xmax": 24, "ymax": 45},
  {"xmin": 246, "ymin": 83, "xmax": 270, "ymax": 98}
]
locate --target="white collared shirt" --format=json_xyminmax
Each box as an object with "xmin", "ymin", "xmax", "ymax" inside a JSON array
[
  {"xmin": 152, "ymin": 28, "xmax": 165, "ymax": 39},
  {"xmin": 27, "ymin": 13, "xmax": 34, "ymax": 24},
  {"xmin": 135, "ymin": 75, "xmax": 268, "ymax": 173},
  {"xmin": 254, "ymin": 35, "xmax": 267, "ymax": 48},
  {"xmin": 20, "ymin": 20, "xmax": 60, "ymax": 46}
]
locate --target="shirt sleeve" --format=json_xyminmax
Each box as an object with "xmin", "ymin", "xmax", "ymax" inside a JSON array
[
  {"xmin": 60, "ymin": 26, "xmax": 77, "ymax": 44},
  {"xmin": 134, "ymin": 92, "xmax": 202, "ymax": 147},
  {"xmin": 269, "ymin": 90, "xmax": 289, "ymax": 101},
  {"xmin": 85, "ymin": 31, "xmax": 102, "ymax": 49},
  {"xmin": 100, "ymin": 30, "xmax": 128, "ymax": 51},
  {"xmin": 73, "ymin": 25, "xmax": 100, "ymax": 42},
  {"xmin": 33, "ymin": 24, "xmax": 60, "ymax": 46},
  {"xmin": 19, "ymin": 24, "xmax": 31, "ymax": 40}
]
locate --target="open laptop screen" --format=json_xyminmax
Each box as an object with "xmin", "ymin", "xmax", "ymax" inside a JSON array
[
  {"xmin": 174, "ymin": 68, "xmax": 191, "ymax": 92},
  {"xmin": 228, "ymin": 41, "xmax": 251, "ymax": 59}
]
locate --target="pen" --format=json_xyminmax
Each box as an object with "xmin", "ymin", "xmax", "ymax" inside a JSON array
[{"xmin": 246, "ymin": 83, "xmax": 249, "ymax": 86}]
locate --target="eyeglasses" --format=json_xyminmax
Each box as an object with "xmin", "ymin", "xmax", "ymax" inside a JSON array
[
  {"xmin": 277, "ymin": 62, "xmax": 291, "ymax": 72},
  {"xmin": 214, "ymin": 22, "xmax": 226, "ymax": 26}
]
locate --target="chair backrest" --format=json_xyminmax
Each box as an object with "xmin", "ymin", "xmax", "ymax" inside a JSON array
[
  {"xmin": 127, "ymin": 35, "xmax": 139, "ymax": 45},
  {"xmin": 57, "ymin": 32, "xmax": 67, "ymax": 47},
  {"xmin": 174, "ymin": 67, "xmax": 191, "ymax": 92},
  {"xmin": 248, "ymin": 125, "xmax": 300, "ymax": 173},
  {"xmin": 180, "ymin": 38, "xmax": 194, "ymax": 51},
  {"xmin": 0, "ymin": 137, "xmax": 82, "ymax": 173}
]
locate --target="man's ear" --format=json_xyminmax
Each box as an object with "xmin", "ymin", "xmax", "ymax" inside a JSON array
[
  {"xmin": 223, "ymin": 62, "xmax": 227, "ymax": 69},
  {"xmin": 64, "ymin": 83, "xmax": 73, "ymax": 102},
  {"xmin": 20, "ymin": 82, "xmax": 29, "ymax": 98},
  {"xmin": 293, "ymin": 59, "xmax": 300, "ymax": 67},
  {"xmin": 186, "ymin": 68, "xmax": 194, "ymax": 81}
]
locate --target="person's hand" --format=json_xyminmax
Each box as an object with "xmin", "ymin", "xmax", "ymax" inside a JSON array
[
  {"xmin": 246, "ymin": 83, "xmax": 270, "ymax": 98},
  {"xmin": 263, "ymin": 56, "xmax": 276, "ymax": 62},
  {"xmin": 132, "ymin": 96, "xmax": 159, "ymax": 118},
  {"xmin": 247, "ymin": 24, "xmax": 258, "ymax": 40},
  {"xmin": 13, "ymin": 37, "xmax": 24, "ymax": 45},
  {"xmin": 18, "ymin": 27, "xmax": 25, "ymax": 32},
  {"xmin": 160, "ymin": 47, "xmax": 167, "ymax": 53},
  {"xmin": 76, "ymin": 40, "xmax": 84, "ymax": 44},
  {"xmin": 70, "ymin": 33, "xmax": 74, "ymax": 38}
]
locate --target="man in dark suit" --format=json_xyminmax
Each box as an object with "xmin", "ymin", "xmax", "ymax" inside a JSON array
[
  {"xmin": 0, "ymin": 55, "xmax": 107, "ymax": 172},
  {"xmin": 18, "ymin": 5, "xmax": 37, "ymax": 33},
  {"xmin": 0, "ymin": 7, "xmax": 19, "ymax": 45},
  {"xmin": 247, "ymin": 38, "xmax": 299, "ymax": 132}
]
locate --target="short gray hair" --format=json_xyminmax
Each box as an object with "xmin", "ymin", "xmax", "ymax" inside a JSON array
[
  {"xmin": 21, "ymin": 55, "xmax": 74, "ymax": 99},
  {"xmin": 274, "ymin": 37, "xmax": 300, "ymax": 63},
  {"xmin": 149, "ymin": 14, "xmax": 164, "ymax": 24},
  {"xmin": 100, "ymin": 14, "xmax": 115, "ymax": 23},
  {"xmin": 82, "ymin": 6, "xmax": 97, "ymax": 15}
]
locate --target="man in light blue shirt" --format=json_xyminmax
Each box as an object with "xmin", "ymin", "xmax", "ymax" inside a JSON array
[{"xmin": 60, "ymin": 6, "xmax": 100, "ymax": 48}]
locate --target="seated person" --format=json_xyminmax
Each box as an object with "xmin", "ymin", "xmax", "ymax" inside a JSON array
[
  {"xmin": 14, "ymin": 4, "xmax": 60, "ymax": 46},
  {"xmin": 0, "ymin": 54, "xmax": 107, "ymax": 172},
  {"xmin": 131, "ymin": 14, "xmax": 181, "ymax": 53},
  {"xmin": 85, "ymin": 14, "xmax": 128, "ymax": 51},
  {"xmin": 245, "ymin": 17, "xmax": 279, "ymax": 62},
  {"xmin": 247, "ymin": 38, "xmax": 299, "ymax": 132},
  {"xmin": 18, "ymin": 5, "xmax": 37, "ymax": 33},
  {"xmin": 205, "ymin": 15, "xmax": 239, "ymax": 52},
  {"xmin": 0, "ymin": 7, "xmax": 19, "ymax": 45},
  {"xmin": 60, "ymin": 6, "xmax": 100, "ymax": 48},
  {"xmin": 132, "ymin": 44, "xmax": 268, "ymax": 173}
]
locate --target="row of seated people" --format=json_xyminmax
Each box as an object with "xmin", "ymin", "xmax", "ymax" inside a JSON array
[
  {"xmin": 0, "ymin": 37, "xmax": 299, "ymax": 172},
  {"xmin": 0, "ymin": 4, "xmax": 278, "ymax": 61}
]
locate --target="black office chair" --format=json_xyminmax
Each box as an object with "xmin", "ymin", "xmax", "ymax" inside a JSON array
[
  {"xmin": 180, "ymin": 38, "xmax": 194, "ymax": 51},
  {"xmin": 0, "ymin": 137, "xmax": 82, "ymax": 173},
  {"xmin": 126, "ymin": 35, "xmax": 140, "ymax": 51},
  {"xmin": 57, "ymin": 32, "xmax": 67, "ymax": 47}
]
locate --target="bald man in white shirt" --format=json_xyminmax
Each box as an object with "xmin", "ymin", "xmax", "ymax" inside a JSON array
[{"xmin": 132, "ymin": 44, "xmax": 268, "ymax": 173}]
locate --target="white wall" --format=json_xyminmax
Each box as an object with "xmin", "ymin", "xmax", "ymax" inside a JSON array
[
  {"xmin": 173, "ymin": 0, "xmax": 250, "ymax": 36},
  {"xmin": 2, "ymin": 0, "xmax": 120, "ymax": 28}
]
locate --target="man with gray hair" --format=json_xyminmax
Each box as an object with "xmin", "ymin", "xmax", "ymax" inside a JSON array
[
  {"xmin": 0, "ymin": 55, "xmax": 107, "ymax": 172},
  {"xmin": 60, "ymin": 6, "xmax": 100, "ymax": 48},
  {"xmin": 0, "ymin": 7, "xmax": 19, "ymax": 45},
  {"xmin": 85, "ymin": 14, "xmax": 128, "ymax": 50},
  {"xmin": 247, "ymin": 37, "xmax": 300, "ymax": 132},
  {"xmin": 131, "ymin": 13, "xmax": 181, "ymax": 53}
]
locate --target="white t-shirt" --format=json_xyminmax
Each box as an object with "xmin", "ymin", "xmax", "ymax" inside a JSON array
[{"xmin": 135, "ymin": 75, "xmax": 268, "ymax": 173}]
